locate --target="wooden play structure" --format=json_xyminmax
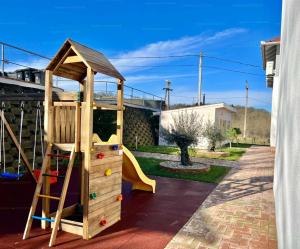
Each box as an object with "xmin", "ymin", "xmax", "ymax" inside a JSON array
[{"xmin": 21, "ymin": 39, "xmax": 156, "ymax": 247}]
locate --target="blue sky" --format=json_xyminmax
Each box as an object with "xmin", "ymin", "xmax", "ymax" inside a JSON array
[{"xmin": 1, "ymin": 0, "xmax": 282, "ymax": 110}]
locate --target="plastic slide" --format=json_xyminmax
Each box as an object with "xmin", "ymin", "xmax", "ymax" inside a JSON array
[{"xmin": 92, "ymin": 134, "xmax": 156, "ymax": 193}]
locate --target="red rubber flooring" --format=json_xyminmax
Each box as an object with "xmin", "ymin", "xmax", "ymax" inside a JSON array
[{"xmin": 0, "ymin": 173, "xmax": 216, "ymax": 249}]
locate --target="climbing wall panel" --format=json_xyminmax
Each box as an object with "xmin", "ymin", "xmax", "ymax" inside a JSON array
[{"xmin": 87, "ymin": 144, "xmax": 123, "ymax": 238}]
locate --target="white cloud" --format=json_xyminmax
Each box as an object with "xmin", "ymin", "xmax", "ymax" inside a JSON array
[{"xmin": 111, "ymin": 28, "xmax": 247, "ymax": 74}]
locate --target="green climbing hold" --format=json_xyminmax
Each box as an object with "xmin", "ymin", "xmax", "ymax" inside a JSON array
[{"xmin": 89, "ymin": 192, "xmax": 97, "ymax": 200}]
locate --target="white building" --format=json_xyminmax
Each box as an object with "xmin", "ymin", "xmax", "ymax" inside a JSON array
[
  {"xmin": 273, "ymin": 0, "xmax": 300, "ymax": 247},
  {"xmin": 158, "ymin": 103, "xmax": 236, "ymax": 149},
  {"xmin": 261, "ymin": 37, "xmax": 280, "ymax": 148}
]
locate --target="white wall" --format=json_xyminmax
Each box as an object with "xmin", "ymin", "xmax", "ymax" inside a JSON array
[
  {"xmin": 158, "ymin": 104, "xmax": 234, "ymax": 149},
  {"xmin": 270, "ymin": 76, "xmax": 279, "ymax": 147},
  {"xmin": 274, "ymin": 0, "xmax": 300, "ymax": 248},
  {"xmin": 270, "ymin": 45, "xmax": 281, "ymax": 147}
]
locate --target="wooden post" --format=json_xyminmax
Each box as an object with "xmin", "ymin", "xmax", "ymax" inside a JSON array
[
  {"xmin": 82, "ymin": 67, "xmax": 94, "ymax": 239},
  {"xmin": 117, "ymin": 80, "xmax": 124, "ymax": 144},
  {"xmin": 42, "ymin": 70, "xmax": 53, "ymax": 229}
]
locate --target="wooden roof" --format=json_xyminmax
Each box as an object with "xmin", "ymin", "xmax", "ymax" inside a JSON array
[{"xmin": 46, "ymin": 39, "xmax": 125, "ymax": 82}]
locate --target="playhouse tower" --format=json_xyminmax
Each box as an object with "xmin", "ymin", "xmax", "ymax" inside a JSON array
[{"xmin": 23, "ymin": 39, "xmax": 125, "ymax": 246}]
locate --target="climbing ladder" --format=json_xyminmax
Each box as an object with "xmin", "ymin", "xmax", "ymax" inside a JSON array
[{"xmin": 23, "ymin": 143, "xmax": 76, "ymax": 247}]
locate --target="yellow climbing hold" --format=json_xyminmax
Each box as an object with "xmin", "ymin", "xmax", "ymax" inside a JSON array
[{"xmin": 104, "ymin": 168, "xmax": 112, "ymax": 176}]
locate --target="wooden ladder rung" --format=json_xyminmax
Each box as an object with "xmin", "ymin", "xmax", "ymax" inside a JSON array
[
  {"xmin": 42, "ymin": 173, "xmax": 65, "ymax": 179},
  {"xmin": 32, "ymin": 216, "xmax": 55, "ymax": 223},
  {"xmin": 47, "ymin": 153, "xmax": 70, "ymax": 159},
  {"xmin": 37, "ymin": 194, "xmax": 60, "ymax": 200}
]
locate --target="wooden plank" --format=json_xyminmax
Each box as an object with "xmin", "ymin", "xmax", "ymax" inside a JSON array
[
  {"xmin": 88, "ymin": 204, "xmax": 121, "ymax": 239},
  {"xmin": 65, "ymin": 107, "xmax": 71, "ymax": 142},
  {"xmin": 53, "ymin": 47, "xmax": 72, "ymax": 73},
  {"xmin": 49, "ymin": 146, "xmax": 76, "ymax": 247},
  {"xmin": 37, "ymin": 194, "xmax": 60, "ymax": 200},
  {"xmin": 53, "ymin": 102, "xmax": 77, "ymax": 107},
  {"xmin": 63, "ymin": 55, "xmax": 82, "ymax": 64},
  {"xmin": 74, "ymin": 102, "xmax": 80, "ymax": 152},
  {"xmin": 88, "ymin": 211, "xmax": 120, "ymax": 239},
  {"xmin": 51, "ymin": 218, "xmax": 83, "ymax": 237},
  {"xmin": 91, "ymin": 155, "xmax": 122, "ymax": 167},
  {"xmin": 60, "ymin": 107, "xmax": 66, "ymax": 143},
  {"xmin": 23, "ymin": 145, "xmax": 52, "ymax": 240},
  {"xmin": 82, "ymin": 67, "xmax": 94, "ymax": 240},
  {"xmin": 53, "ymin": 143, "xmax": 75, "ymax": 152},
  {"xmin": 88, "ymin": 189, "xmax": 121, "ymax": 213},
  {"xmin": 54, "ymin": 92, "xmax": 78, "ymax": 101},
  {"xmin": 90, "ymin": 183, "xmax": 121, "ymax": 199},
  {"xmin": 49, "ymin": 204, "xmax": 77, "ymax": 219},
  {"xmin": 42, "ymin": 70, "xmax": 53, "ymax": 229},
  {"xmin": 91, "ymin": 150, "xmax": 122, "ymax": 159},
  {"xmin": 90, "ymin": 174, "xmax": 122, "ymax": 192},
  {"xmin": 117, "ymin": 80, "xmax": 124, "ymax": 144},
  {"xmin": 54, "ymin": 107, "xmax": 60, "ymax": 143},
  {"xmin": 92, "ymin": 102, "xmax": 121, "ymax": 111},
  {"xmin": 88, "ymin": 201, "xmax": 120, "ymax": 222},
  {"xmin": 0, "ymin": 112, "xmax": 36, "ymax": 182},
  {"xmin": 89, "ymin": 161, "xmax": 122, "ymax": 179}
]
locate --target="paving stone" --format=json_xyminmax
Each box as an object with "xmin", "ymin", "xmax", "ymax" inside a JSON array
[{"xmin": 165, "ymin": 146, "xmax": 277, "ymax": 249}]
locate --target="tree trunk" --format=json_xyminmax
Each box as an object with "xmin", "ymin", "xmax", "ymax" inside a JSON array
[
  {"xmin": 180, "ymin": 146, "xmax": 191, "ymax": 166},
  {"xmin": 230, "ymin": 141, "xmax": 232, "ymax": 148}
]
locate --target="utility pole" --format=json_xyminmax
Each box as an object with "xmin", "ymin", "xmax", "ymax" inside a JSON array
[
  {"xmin": 1, "ymin": 44, "xmax": 4, "ymax": 76},
  {"xmin": 198, "ymin": 51, "xmax": 203, "ymax": 106},
  {"xmin": 163, "ymin": 80, "xmax": 172, "ymax": 110},
  {"xmin": 243, "ymin": 80, "xmax": 249, "ymax": 138}
]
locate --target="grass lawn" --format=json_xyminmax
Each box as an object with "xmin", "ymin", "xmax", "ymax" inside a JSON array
[
  {"xmin": 133, "ymin": 145, "xmax": 246, "ymax": 161},
  {"xmin": 137, "ymin": 157, "xmax": 231, "ymax": 184}
]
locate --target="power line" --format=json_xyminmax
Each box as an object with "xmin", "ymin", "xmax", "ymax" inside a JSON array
[
  {"xmin": 202, "ymin": 65, "xmax": 263, "ymax": 76},
  {"xmin": 109, "ymin": 53, "xmax": 261, "ymax": 68},
  {"xmin": 202, "ymin": 55, "xmax": 260, "ymax": 68},
  {"xmin": 116, "ymin": 64, "xmax": 263, "ymax": 76}
]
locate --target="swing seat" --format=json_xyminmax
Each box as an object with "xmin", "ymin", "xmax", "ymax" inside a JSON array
[
  {"xmin": 33, "ymin": 170, "xmax": 59, "ymax": 184},
  {"xmin": 0, "ymin": 172, "xmax": 24, "ymax": 179}
]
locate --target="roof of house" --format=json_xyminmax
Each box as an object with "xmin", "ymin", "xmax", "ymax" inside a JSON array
[
  {"xmin": 261, "ymin": 36, "xmax": 281, "ymax": 70},
  {"xmin": 154, "ymin": 103, "xmax": 236, "ymax": 115},
  {"xmin": 46, "ymin": 39, "xmax": 125, "ymax": 82}
]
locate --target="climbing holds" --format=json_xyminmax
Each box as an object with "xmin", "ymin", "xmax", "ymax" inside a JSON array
[
  {"xmin": 89, "ymin": 192, "xmax": 97, "ymax": 200},
  {"xmin": 111, "ymin": 144, "xmax": 118, "ymax": 150},
  {"xmin": 116, "ymin": 194, "xmax": 123, "ymax": 201},
  {"xmin": 96, "ymin": 153, "xmax": 105, "ymax": 159},
  {"xmin": 104, "ymin": 168, "xmax": 112, "ymax": 176},
  {"xmin": 99, "ymin": 219, "xmax": 107, "ymax": 226}
]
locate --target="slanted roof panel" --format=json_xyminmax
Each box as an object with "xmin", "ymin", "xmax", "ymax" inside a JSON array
[
  {"xmin": 69, "ymin": 39, "xmax": 125, "ymax": 81},
  {"xmin": 46, "ymin": 39, "xmax": 125, "ymax": 81}
]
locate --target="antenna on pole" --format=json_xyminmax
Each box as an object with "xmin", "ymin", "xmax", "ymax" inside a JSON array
[
  {"xmin": 243, "ymin": 80, "xmax": 249, "ymax": 138},
  {"xmin": 198, "ymin": 51, "xmax": 203, "ymax": 106},
  {"xmin": 163, "ymin": 80, "xmax": 172, "ymax": 110}
]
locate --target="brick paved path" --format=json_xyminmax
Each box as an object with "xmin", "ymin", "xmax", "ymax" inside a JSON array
[
  {"xmin": 165, "ymin": 146, "xmax": 277, "ymax": 249},
  {"xmin": 133, "ymin": 151, "xmax": 239, "ymax": 168}
]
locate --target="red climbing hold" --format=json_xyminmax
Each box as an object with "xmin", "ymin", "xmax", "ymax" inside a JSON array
[
  {"xmin": 96, "ymin": 153, "xmax": 105, "ymax": 159},
  {"xmin": 99, "ymin": 219, "xmax": 107, "ymax": 226}
]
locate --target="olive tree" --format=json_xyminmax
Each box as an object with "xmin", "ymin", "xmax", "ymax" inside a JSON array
[
  {"xmin": 202, "ymin": 121, "xmax": 225, "ymax": 151},
  {"xmin": 161, "ymin": 111, "xmax": 203, "ymax": 166},
  {"xmin": 226, "ymin": 127, "xmax": 241, "ymax": 147}
]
